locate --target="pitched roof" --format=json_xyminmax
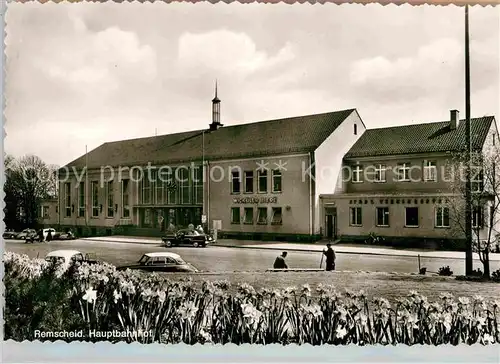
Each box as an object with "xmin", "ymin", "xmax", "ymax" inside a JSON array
[
  {"xmin": 344, "ymin": 116, "xmax": 496, "ymax": 159},
  {"xmin": 64, "ymin": 109, "xmax": 357, "ymax": 169}
]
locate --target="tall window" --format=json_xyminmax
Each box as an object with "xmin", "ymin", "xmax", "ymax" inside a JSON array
[
  {"xmin": 472, "ymin": 206, "xmax": 483, "ymax": 229},
  {"xmin": 349, "ymin": 207, "xmax": 362, "ymax": 226},
  {"xmin": 435, "ymin": 206, "xmax": 450, "ymax": 228},
  {"xmin": 231, "ymin": 169, "xmax": 241, "ymax": 194},
  {"xmin": 43, "ymin": 206, "xmax": 49, "ymax": 219},
  {"xmin": 179, "ymin": 167, "xmax": 191, "ymax": 204},
  {"xmin": 244, "ymin": 171, "xmax": 254, "ymax": 193},
  {"xmin": 271, "ymin": 207, "xmax": 282, "ymax": 225},
  {"xmin": 423, "ymin": 160, "xmax": 437, "ymax": 181},
  {"xmin": 193, "ymin": 166, "xmax": 203, "ymax": 205},
  {"xmin": 78, "ymin": 182, "xmax": 85, "ymax": 217},
  {"xmin": 258, "ymin": 170, "xmax": 268, "ymax": 193},
  {"xmin": 405, "ymin": 207, "xmax": 419, "ymax": 227},
  {"xmin": 107, "ymin": 181, "xmax": 114, "ymax": 218},
  {"xmin": 257, "ymin": 207, "xmax": 268, "ymax": 224},
  {"xmin": 471, "ymin": 167, "xmax": 484, "ymax": 193},
  {"xmin": 122, "ymin": 179, "xmax": 130, "ymax": 218},
  {"xmin": 374, "ymin": 164, "xmax": 386, "ymax": 182},
  {"xmin": 244, "ymin": 207, "xmax": 254, "ymax": 224},
  {"xmin": 354, "ymin": 123, "xmax": 358, "ymax": 135},
  {"xmin": 376, "ymin": 207, "xmax": 389, "ymax": 226},
  {"xmin": 144, "ymin": 208, "xmax": 152, "ymax": 226},
  {"xmin": 156, "ymin": 175, "xmax": 164, "ymax": 205},
  {"xmin": 141, "ymin": 173, "xmax": 151, "ymax": 204},
  {"xmin": 231, "ymin": 207, "xmax": 240, "ymax": 224},
  {"xmin": 64, "ymin": 182, "xmax": 71, "ymax": 217},
  {"xmin": 272, "ymin": 170, "xmax": 282, "ymax": 193},
  {"xmin": 166, "ymin": 169, "xmax": 178, "ymax": 204},
  {"xmin": 91, "ymin": 181, "xmax": 99, "ymax": 217},
  {"xmin": 397, "ymin": 163, "xmax": 411, "ymax": 181},
  {"xmin": 352, "ymin": 165, "xmax": 363, "ymax": 183}
]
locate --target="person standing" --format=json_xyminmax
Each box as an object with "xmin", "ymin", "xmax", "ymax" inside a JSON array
[
  {"xmin": 273, "ymin": 251, "xmax": 288, "ymax": 269},
  {"xmin": 323, "ymin": 243, "xmax": 336, "ymax": 271}
]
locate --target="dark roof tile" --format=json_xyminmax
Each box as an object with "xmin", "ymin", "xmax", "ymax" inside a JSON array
[
  {"xmin": 344, "ymin": 116, "xmax": 495, "ymax": 159},
  {"xmin": 64, "ymin": 109, "xmax": 357, "ymax": 169}
]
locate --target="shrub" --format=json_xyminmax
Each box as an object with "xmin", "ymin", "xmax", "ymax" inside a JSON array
[
  {"xmin": 4, "ymin": 252, "xmax": 500, "ymax": 345},
  {"xmin": 492, "ymin": 269, "xmax": 500, "ymax": 282},
  {"xmin": 438, "ymin": 266, "xmax": 454, "ymax": 276}
]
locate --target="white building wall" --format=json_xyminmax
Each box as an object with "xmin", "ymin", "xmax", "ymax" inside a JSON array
[{"xmin": 312, "ymin": 110, "xmax": 366, "ymax": 235}]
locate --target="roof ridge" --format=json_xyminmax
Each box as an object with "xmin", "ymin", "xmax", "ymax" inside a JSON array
[{"xmin": 365, "ymin": 115, "xmax": 494, "ymax": 132}]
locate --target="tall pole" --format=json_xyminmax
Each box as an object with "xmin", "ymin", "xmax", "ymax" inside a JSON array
[
  {"xmin": 202, "ymin": 130, "xmax": 205, "ymax": 230},
  {"xmin": 85, "ymin": 145, "xmax": 89, "ymax": 227},
  {"xmin": 464, "ymin": 4, "xmax": 473, "ymax": 275}
]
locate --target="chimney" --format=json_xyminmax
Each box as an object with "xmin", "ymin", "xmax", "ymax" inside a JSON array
[{"xmin": 450, "ymin": 109, "xmax": 459, "ymax": 129}]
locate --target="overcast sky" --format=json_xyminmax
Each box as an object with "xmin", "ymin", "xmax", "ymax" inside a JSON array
[{"xmin": 5, "ymin": 3, "xmax": 499, "ymax": 167}]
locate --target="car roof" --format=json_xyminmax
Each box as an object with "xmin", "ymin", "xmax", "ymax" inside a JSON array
[
  {"xmin": 144, "ymin": 252, "xmax": 181, "ymax": 259},
  {"xmin": 46, "ymin": 250, "xmax": 82, "ymax": 258}
]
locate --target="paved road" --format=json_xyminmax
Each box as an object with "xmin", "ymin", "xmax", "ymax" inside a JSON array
[{"xmin": 5, "ymin": 239, "xmax": 499, "ymax": 275}]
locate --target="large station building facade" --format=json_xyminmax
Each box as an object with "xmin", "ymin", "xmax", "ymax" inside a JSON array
[{"xmin": 55, "ymin": 93, "xmax": 366, "ymax": 241}]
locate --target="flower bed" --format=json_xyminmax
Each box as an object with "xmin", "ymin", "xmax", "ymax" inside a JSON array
[{"xmin": 4, "ymin": 252, "xmax": 500, "ymax": 345}]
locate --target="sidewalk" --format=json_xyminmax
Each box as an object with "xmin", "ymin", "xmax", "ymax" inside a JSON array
[{"xmin": 81, "ymin": 236, "xmax": 500, "ymax": 261}]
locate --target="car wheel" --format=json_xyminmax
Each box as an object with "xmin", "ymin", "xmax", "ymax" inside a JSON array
[
  {"xmin": 192, "ymin": 241, "xmax": 199, "ymax": 248},
  {"xmin": 165, "ymin": 240, "xmax": 172, "ymax": 247}
]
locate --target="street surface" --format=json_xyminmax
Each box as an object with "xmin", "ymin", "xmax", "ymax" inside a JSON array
[{"xmin": 4, "ymin": 239, "xmax": 500, "ymax": 275}]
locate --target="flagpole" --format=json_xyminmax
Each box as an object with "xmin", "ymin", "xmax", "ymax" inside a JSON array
[
  {"xmin": 86, "ymin": 145, "xmax": 89, "ymax": 227},
  {"xmin": 464, "ymin": 4, "xmax": 473, "ymax": 275}
]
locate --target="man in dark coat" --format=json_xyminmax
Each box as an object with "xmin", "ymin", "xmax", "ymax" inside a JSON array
[
  {"xmin": 323, "ymin": 243, "xmax": 336, "ymax": 271},
  {"xmin": 273, "ymin": 251, "xmax": 288, "ymax": 269}
]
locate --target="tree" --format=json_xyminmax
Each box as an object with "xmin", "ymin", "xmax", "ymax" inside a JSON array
[
  {"xmin": 4, "ymin": 154, "xmax": 59, "ymax": 229},
  {"xmin": 447, "ymin": 148, "xmax": 500, "ymax": 279}
]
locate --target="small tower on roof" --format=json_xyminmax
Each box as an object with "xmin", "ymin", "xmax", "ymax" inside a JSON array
[{"xmin": 210, "ymin": 80, "xmax": 223, "ymax": 131}]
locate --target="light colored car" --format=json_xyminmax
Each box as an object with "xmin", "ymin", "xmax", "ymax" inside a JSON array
[{"xmin": 45, "ymin": 250, "xmax": 99, "ymax": 271}]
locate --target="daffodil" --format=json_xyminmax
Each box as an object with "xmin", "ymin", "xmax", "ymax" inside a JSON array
[{"xmin": 82, "ymin": 287, "xmax": 97, "ymax": 304}]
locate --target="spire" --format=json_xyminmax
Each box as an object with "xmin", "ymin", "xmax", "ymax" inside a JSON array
[{"xmin": 212, "ymin": 79, "xmax": 220, "ymax": 103}]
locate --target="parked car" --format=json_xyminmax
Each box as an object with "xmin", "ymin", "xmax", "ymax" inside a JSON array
[
  {"xmin": 161, "ymin": 229, "xmax": 214, "ymax": 248},
  {"xmin": 25, "ymin": 228, "xmax": 58, "ymax": 243},
  {"xmin": 17, "ymin": 228, "xmax": 36, "ymax": 240},
  {"xmin": 58, "ymin": 231, "xmax": 76, "ymax": 240},
  {"xmin": 3, "ymin": 230, "xmax": 18, "ymax": 239},
  {"xmin": 45, "ymin": 250, "xmax": 99, "ymax": 271},
  {"xmin": 117, "ymin": 252, "xmax": 199, "ymax": 273}
]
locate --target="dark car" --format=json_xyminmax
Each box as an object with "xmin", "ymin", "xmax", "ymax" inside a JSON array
[
  {"xmin": 161, "ymin": 229, "xmax": 213, "ymax": 248},
  {"xmin": 117, "ymin": 252, "xmax": 199, "ymax": 273}
]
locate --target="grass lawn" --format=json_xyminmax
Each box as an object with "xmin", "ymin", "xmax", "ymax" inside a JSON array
[{"xmin": 167, "ymin": 271, "xmax": 500, "ymax": 303}]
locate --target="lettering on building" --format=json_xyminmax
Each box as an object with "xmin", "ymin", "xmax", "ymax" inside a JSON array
[{"xmin": 233, "ymin": 196, "xmax": 278, "ymax": 204}]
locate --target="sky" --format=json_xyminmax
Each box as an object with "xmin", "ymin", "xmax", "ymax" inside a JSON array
[{"xmin": 4, "ymin": 3, "xmax": 500, "ymax": 167}]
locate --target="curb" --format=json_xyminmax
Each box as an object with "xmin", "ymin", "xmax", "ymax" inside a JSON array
[
  {"xmin": 82, "ymin": 238, "xmax": 162, "ymax": 245},
  {"xmin": 211, "ymin": 244, "xmax": 479, "ymax": 261}
]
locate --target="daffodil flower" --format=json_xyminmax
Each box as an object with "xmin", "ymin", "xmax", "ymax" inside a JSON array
[{"xmin": 82, "ymin": 287, "xmax": 97, "ymax": 304}]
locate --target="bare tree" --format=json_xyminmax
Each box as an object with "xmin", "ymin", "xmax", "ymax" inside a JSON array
[
  {"xmin": 447, "ymin": 148, "xmax": 500, "ymax": 278},
  {"xmin": 4, "ymin": 154, "xmax": 59, "ymax": 228}
]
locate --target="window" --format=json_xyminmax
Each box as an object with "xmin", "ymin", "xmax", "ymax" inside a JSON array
[
  {"xmin": 231, "ymin": 207, "xmax": 240, "ymax": 224},
  {"xmin": 258, "ymin": 170, "xmax": 268, "ymax": 193},
  {"xmin": 472, "ymin": 206, "xmax": 483, "ymax": 229},
  {"xmin": 43, "ymin": 206, "xmax": 49, "ymax": 219},
  {"xmin": 193, "ymin": 166, "xmax": 203, "ymax": 205},
  {"xmin": 107, "ymin": 181, "xmax": 114, "ymax": 218},
  {"xmin": 271, "ymin": 207, "xmax": 282, "ymax": 225},
  {"xmin": 374, "ymin": 164, "xmax": 386, "ymax": 182},
  {"xmin": 141, "ymin": 174, "xmax": 151, "ymax": 204},
  {"xmin": 352, "ymin": 165, "xmax": 363, "ymax": 183},
  {"xmin": 354, "ymin": 123, "xmax": 357, "ymax": 135},
  {"xmin": 78, "ymin": 182, "xmax": 85, "ymax": 217},
  {"xmin": 64, "ymin": 182, "xmax": 71, "ymax": 217},
  {"xmin": 91, "ymin": 181, "xmax": 99, "ymax": 217},
  {"xmin": 257, "ymin": 207, "xmax": 268, "ymax": 224},
  {"xmin": 231, "ymin": 169, "xmax": 241, "ymax": 194},
  {"xmin": 156, "ymin": 174, "xmax": 164, "ymax": 205},
  {"xmin": 244, "ymin": 171, "xmax": 254, "ymax": 193},
  {"xmin": 179, "ymin": 167, "xmax": 191, "ymax": 204},
  {"xmin": 144, "ymin": 208, "xmax": 151, "ymax": 226},
  {"xmin": 272, "ymin": 170, "xmax": 282, "ymax": 193},
  {"xmin": 397, "ymin": 163, "xmax": 411, "ymax": 181},
  {"xmin": 493, "ymin": 134, "xmax": 496, "ymax": 146},
  {"xmin": 122, "ymin": 179, "xmax": 130, "ymax": 218},
  {"xmin": 244, "ymin": 207, "xmax": 254, "ymax": 224},
  {"xmin": 435, "ymin": 206, "xmax": 450, "ymax": 228},
  {"xmin": 349, "ymin": 207, "xmax": 362, "ymax": 226},
  {"xmin": 376, "ymin": 207, "xmax": 389, "ymax": 226},
  {"xmin": 166, "ymin": 169, "xmax": 178, "ymax": 204},
  {"xmin": 405, "ymin": 207, "xmax": 419, "ymax": 227},
  {"xmin": 471, "ymin": 167, "xmax": 484, "ymax": 193},
  {"xmin": 150, "ymin": 170, "xmax": 157, "ymax": 205},
  {"xmin": 423, "ymin": 160, "xmax": 437, "ymax": 181}
]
